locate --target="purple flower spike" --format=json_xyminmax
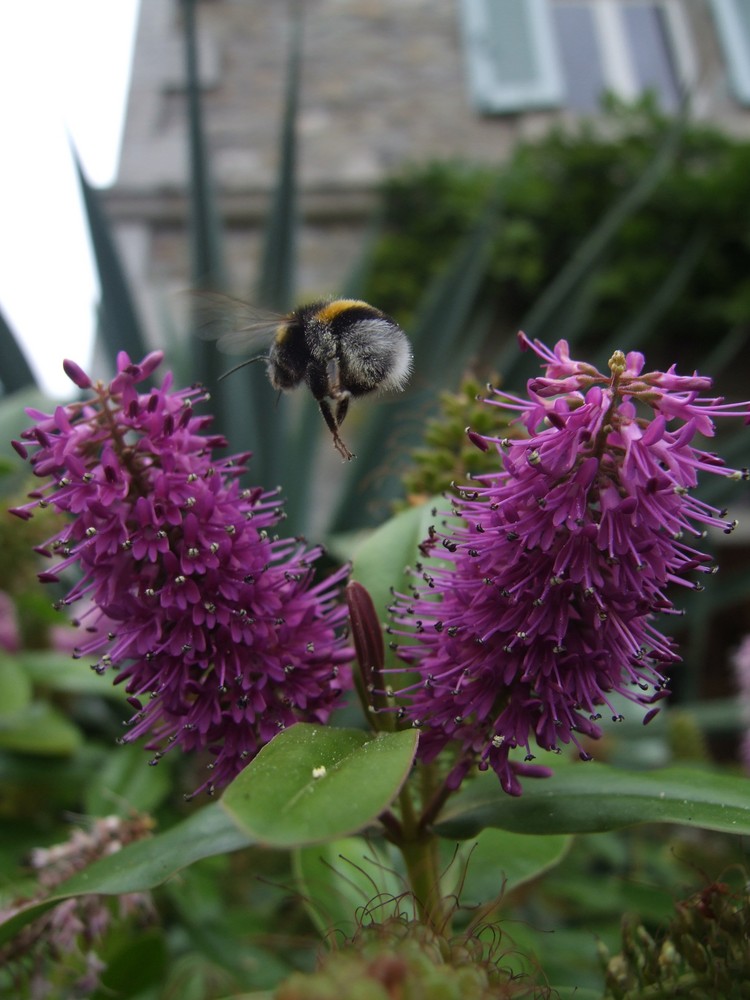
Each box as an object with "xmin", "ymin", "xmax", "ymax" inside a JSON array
[
  {"xmin": 11, "ymin": 352, "xmax": 353, "ymax": 794},
  {"xmin": 390, "ymin": 335, "xmax": 750, "ymax": 795}
]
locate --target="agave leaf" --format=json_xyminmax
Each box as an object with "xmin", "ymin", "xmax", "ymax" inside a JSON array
[
  {"xmin": 596, "ymin": 229, "xmax": 709, "ymax": 366},
  {"xmin": 182, "ymin": 0, "xmax": 227, "ymax": 388},
  {"xmin": 73, "ymin": 149, "xmax": 148, "ymax": 370},
  {"xmin": 181, "ymin": 0, "xmax": 276, "ymax": 522},
  {"xmin": 254, "ymin": 0, "xmax": 302, "ymax": 315},
  {"xmin": 0, "ymin": 304, "xmax": 36, "ymax": 395},
  {"xmin": 701, "ymin": 323, "xmax": 750, "ymax": 384},
  {"xmin": 255, "ymin": 1, "xmax": 313, "ymax": 522}
]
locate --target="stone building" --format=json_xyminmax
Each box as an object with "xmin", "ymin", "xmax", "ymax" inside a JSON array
[{"xmin": 106, "ymin": 0, "xmax": 750, "ymax": 338}]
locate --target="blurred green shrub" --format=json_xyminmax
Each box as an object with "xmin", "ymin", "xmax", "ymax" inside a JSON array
[{"xmin": 361, "ymin": 97, "xmax": 750, "ymax": 388}]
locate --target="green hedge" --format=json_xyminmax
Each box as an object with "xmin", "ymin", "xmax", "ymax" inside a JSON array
[{"xmin": 361, "ymin": 99, "xmax": 750, "ymax": 392}]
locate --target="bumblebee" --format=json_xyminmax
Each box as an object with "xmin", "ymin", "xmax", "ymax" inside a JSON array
[{"xmin": 224, "ymin": 299, "xmax": 413, "ymax": 460}]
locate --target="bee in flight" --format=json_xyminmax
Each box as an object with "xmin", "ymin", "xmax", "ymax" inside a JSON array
[{"xmin": 221, "ymin": 298, "xmax": 413, "ymax": 460}]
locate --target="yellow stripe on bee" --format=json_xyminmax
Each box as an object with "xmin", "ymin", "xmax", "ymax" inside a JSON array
[
  {"xmin": 274, "ymin": 320, "xmax": 293, "ymax": 343},
  {"xmin": 313, "ymin": 299, "xmax": 377, "ymax": 324}
]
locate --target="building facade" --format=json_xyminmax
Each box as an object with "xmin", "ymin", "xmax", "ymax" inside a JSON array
[{"xmin": 106, "ymin": 0, "xmax": 750, "ymax": 336}]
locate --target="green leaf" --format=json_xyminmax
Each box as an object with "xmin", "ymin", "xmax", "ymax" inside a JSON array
[
  {"xmin": 98, "ymin": 928, "xmax": 168, "ymax": 997},
  {"xmin": 351, "ymin": 497, "xmax": 456, "ymax": 676},
  {"xmin": 293, "ymin": 836, "xmax": 403, "ymax": 936},
  {"xmin": 435, "ymin": 764, "xmax": 750, "ymax": 839},
  {"xmin": 84, "ymin": 741, "xmax": 173, "ymax": 817},
  {"xmin": 66, "ymin": 804, "xmax": 252, "ymax": 895},
  {"xmin": 552, "ymin": 986, "xmax": 602, "ymax": 1000},
  {"xmin": 455, "ymin": 827, "xmax": 571, "ymax": 905},
  {"xmin": 351, "ymin": 496, "xmax": 446, "ymax": 626},
  {"xmin": 0, "ymin": 802, "xmax": 253, "ymax": 947},
  {"xmin": 0, "ymin": 654, "xmax": 32, "ymax": 715},
  {"xmin": 16, "ymin": 650, "xmax": 129, "ymax": 698},
  {"xmin": 221, "ymin": 723, "xmax": 419, "ymax": 847},
  {"xmin": 0, "ymin": 701, "xmax": 81, "ymax": 755}
]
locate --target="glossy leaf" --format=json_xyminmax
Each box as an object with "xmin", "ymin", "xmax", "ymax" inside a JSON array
[
  {"xmin": 435, "ymin": 764, "xmax": 750, "ymax": 839},
  {"xmin": 221, "ymin": 723, "xmax": 418, "ymax": 847},
  {"xmin": 65, "ymin": 803, "xmax": 252, "ymax": 895}
]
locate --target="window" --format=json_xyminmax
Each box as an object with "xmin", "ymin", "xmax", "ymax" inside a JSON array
[
  {"xmin": 709, "ymin": 0, "xmax": 750, "ymax": 105},
  {"xmin": 460, "ymin": 0, "xmax": 694, "ymax": 114},
  {"xmin": 460, "ymin": 0, "xmax": 564, "ymax": 111}
]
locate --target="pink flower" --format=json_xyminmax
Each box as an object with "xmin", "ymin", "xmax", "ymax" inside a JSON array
[
  {"xmin": 390, "ymin": 335, "xmax": 750, "ymax": 795},
  {"xmin": 11, "ymin": 352, "xmax": 352, "ymax": 794}
]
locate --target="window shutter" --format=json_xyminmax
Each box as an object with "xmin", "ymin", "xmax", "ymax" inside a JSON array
[
  {"xmin": 709, "ymin": 0, "xmax": 750, "ymax": 105},
  {"xmin": 459, "ymin": 0, "xmax": 564, "ymax": 113}
]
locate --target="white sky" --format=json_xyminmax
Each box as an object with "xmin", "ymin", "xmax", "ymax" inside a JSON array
[{"xmin": 0, "ymin": 1, "xmax": 141, "ymax": 398}]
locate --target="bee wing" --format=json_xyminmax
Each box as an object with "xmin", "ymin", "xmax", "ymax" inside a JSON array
[{"xmin": 186, "ymin": 289, "xmax": 281, "ymax": 355}]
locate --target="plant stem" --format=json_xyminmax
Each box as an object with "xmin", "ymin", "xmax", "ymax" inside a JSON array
[{"xmin": 392, "ymin": 765, "xmax": 451, "ymax": 931}]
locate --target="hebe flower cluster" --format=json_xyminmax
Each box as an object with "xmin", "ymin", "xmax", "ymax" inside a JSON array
[
  {"xmin": 390, "ymin": 335, "xmax": 750, "ymax": 795},
  {"xmin": 11, "ymin": 352, "xmax": 352, "ymax": 793}
]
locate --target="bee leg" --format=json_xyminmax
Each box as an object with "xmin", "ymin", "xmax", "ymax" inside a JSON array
[
  {"xmin": 334, "ymin": 394, "xmax": 350, "ymax": 427},
  {"xmin": 318, "ymin": 398, "xmax": 355, "ymax": 461}
]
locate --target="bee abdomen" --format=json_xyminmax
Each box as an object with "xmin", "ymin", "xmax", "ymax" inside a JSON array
[{"xmin": 337, "ymin": 316, "xmax": 413, "ymax": 396}]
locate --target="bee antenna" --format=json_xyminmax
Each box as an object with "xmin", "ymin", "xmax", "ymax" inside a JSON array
[{"xmin": 218, "ymin": 355, "xmax": 270, "ymax": 381}]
